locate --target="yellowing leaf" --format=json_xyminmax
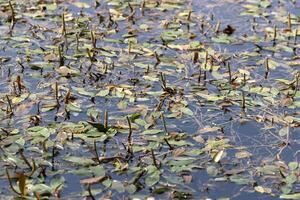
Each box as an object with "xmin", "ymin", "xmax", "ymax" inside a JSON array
[
  {"xmin": 280, "ymin": 193, "xmax": 300, "ymax": 199},
  {"xmin": 18, "ymin": 173, "xmax": 27, "ymax": 196},
  {"xmin": 80, "ymin": 176, "xmax": 108, "ymax": 185},
  {"xmin": 255, "ymin": 186, "xmax": 272, "ymax": 194},
  {"xmin": 73, "ymin": 2, "xmax": 90, "ymax": 8},
  {"xmin": 213, "ymin": 149, "xmax": 224, "ymax": 163},
  {"xmin": 235, "ymin": 151, "xmax": 252, "ymax": 159}
]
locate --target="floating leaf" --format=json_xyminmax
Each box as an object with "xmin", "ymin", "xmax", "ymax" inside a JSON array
[
  {"xmin": 280, "ymin": 193, "xmax": 300, "ymax": 199},
  {"xmin": 229, "ymin": 175, "xmax": 252, "ymax": 185},
  {"xmin": 64, "ymin": 156, "xmax": 94, "ymax": 166},
  {"xmin": 254, "ymin": 186, "xmax": 272, "ymax": 194},
  {"xmin": 288, "ymin": 162, "xmax": 298, "ymax": 171},
  {"xmin": 80, "ymin": 176, "xmax": 108, "ymax": 185},
  {"xmin": 111, "ymin": 180, "xmax": 125, "ymax": 193},
  {"xmin": 31, "ymin": 184, "xmax": 52, "ymax": 194},
  {"xmin": 279, "ymin": 126, "xmax": 289, "ymax": 137},
  {"xmin": 142, "ymin": 129, "xmax": 162, "ymax": 135},
  {"xmin": 207, "ymin": 165, "xmax": 218, "ymax": 176},
  {"xmin": 56, "ymin": 66, "xmax": 80, "ymax": 76},
  {"xmin": 96, "ymin": 89, "xmax": 110, "ymax": 97},
  {"xmin": 212, "ymin": 35, "xmax": 234, "ymax": 44},
  {"xmin": 50, "ymin": 176, "xmax": 65, "ymax": 192},
  {"xmin": 180, "ymin": 107, "xmax": 193, "ymax": 115},
  {"xmin": 18, "ymin": 173, "xmax": 27, "ymax": 197},
  {"xmin": 72, "ymin": 2, "xmax": 90, "ymax": 8},
  {"xmin": 145, "ymin": 170, "xmax": 160, "ymax": 187},
  {"xmin": 213, "ymin": 149, "xmax": 224, "ymax": 163},
  {"xmin": 235, "ymin": 151, "xmax": 252, "ymax": 159}
]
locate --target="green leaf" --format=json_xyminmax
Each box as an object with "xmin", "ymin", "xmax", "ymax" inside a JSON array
[
  {"xmin": 87, "ymin": 121, "xmax": 108, "ymax": 132},
  {"xmin": 111, "ymin": 181, "xmax": 125, "ymax": 193},
  {"xmin": 125, "ymin": 184, "xmax": 137, "ymax": 194},
  {"xmin": 285, "ymin": 174, "xmax": 297, "ymax": 185},
  {"xmin": 142, "ymin": 129, "xmax": 162, "ymax": 135},
  {"xmin": 229, "ymin": 175, "xmax": 252, "ymax": 185},
  {"xmin": 31, "ymin": 184, "xmax": 52, "ymax": 194},
  {"xmin": 15, "ymin": 138, "xmax": 25, "ymax": 147},
  {"xmin": 72, "ymin": 2, "xmax": 90, "ymax": 8},
  {"xmin": 181, "ymin": 107, "xmax": 193, "ymax": 115},
  {"xmin": 211, "ymin": 35, "xmax": 233, "ymax": 44},
  {"xmin": 268, "ymin": 59, "xmax": 278, "ymax": 70},
  {"xmin": 96, "ymin": 89, "xmax": 110, "ymax": 97},
  {"xmin": 128, "ymin": 113, "xmax": 141, "ymax": 122},
  {"xmin": 64, "ymin": 156, "xmax": 94, "ymax": 166},
  {"xmin": 89, "ymin": 165, "xmax": 106, "ymax": 176},
  {"xmin": 288, "ymin": 162, "xmax": 298, "ymax": 171},
  {"xmin": 256, "ymin": 165, "xmax": 278, "ymax": 175},
  {"xmin": 50, "ymin": 176, "xmax": 65, "ymax": 191},
  {"xmin": 74, "ymin": 87, "xmax": 95, "ymax": 97},
  {"xmin": 145, "ymin": 170, "xmax": 160, "ymax": 187},
  {"xmin": 281, "ymin": 184, "xmax": 293, "ymax": 194},
  {"xmin": 66, "ymin": 102, "xmax": 82, "ymax": 113},
  {"xmin": 87, "ymin": 108, "xmax": 99, "ymax": 119},
  {"xmin": 207, "ymin": 165, "xmax": 218, "ymax": 177},
  {"xmin": 279, "ymin": 126, "xmax": 289, "ymax": 137},
  {"xmin": 81, "ymin": 188, "xmax": 102, "ymax": 196}
]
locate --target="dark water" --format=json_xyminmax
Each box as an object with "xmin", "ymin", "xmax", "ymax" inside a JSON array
[{"xmin": 0, "ymin": 0, "xmax": 299, "ymax": 199}]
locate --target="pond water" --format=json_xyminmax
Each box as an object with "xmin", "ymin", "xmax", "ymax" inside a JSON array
[{"xmin": 0, "ymin": 0, "xmax": 300, "ymax": 199}]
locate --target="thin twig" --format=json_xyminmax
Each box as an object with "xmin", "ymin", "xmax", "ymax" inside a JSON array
[
  {"xmin": 6, "ymin": 95, "xmax": 13, "ymax": 114},
  {"xmin": 104, "ymin": 110, "xmax": 108, "ymax": 129},
  {"xmin": 126, "ymin": 116, "xmax": 133, "ymax": 154},
  {"xmin": 94, "ymin": 140, "xmax": 101, "ymax": 164},
  {"xmin": 8, "ymin": 1, "xmax": 16, "ymax": 35},
  {"xmin": 87, "ymin": 184, "xmax": 96, "ymax": 200},
  {"xmin": 6, "ymin": 168, "xmax": 21, "ymax": 195},
  {"xmin": 19, "ymin": 149, "xmax": 32, "ymax": 170},
  {"xmin": 151, "ymin": 149, "xmax": 159, "ymax": 169}
]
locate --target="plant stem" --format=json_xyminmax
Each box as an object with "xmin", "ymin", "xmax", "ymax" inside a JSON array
[
  {"xmin": 6, "ymin": 95, "xmax": 13, "ymax": 114},
  {"xmin": 19, "ymin": 149, "xmax": 32, "ymax": 170},
  {"xmin": 227, "ymin": 62, "xmax": 232, "ymax": 83},
  {"xmin": 8, "ymin": 1, "xmax": 16, "ymax": 35},
  {"xmin": 55, "ymin": 82, "xmax": 59, "ymax": 106},
  {"xmin": 61, "ymin": 12, "xmax": 66, "ymax": 37},
  {"xmin": 242, "ymin": 91, "xmax": 246, "ymax": 110},
  {"xmin": 287, "ymin": 12, "xmax": 291, "ymax": 30},
  {"xmin": 94, "ymin": 140, "xmax": 101, "ymax": 164},
  {"xmin": 104, "ymin": 110, "xmax": 108, "ymax": 129},
  {"xmin": 126, "ymin": 116, "xmax": 133, "ymax": 154},
  {"xmin": 6, "ymin": 169, "xmax": 21, "ymax": 195},
  {"xmin": 151, "ymin": 149, "xmax": 159, "ymax": 169},
  {"xmin": 264, "ymin": 58, "xmax": 269, "ymax": 79},
  {"xmin": 58, "ymin": 45, "xmax": 64, "ymax": 66}
]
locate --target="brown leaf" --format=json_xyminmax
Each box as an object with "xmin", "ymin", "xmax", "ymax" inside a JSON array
[
  {"xmin": 17, "ymin": 172, "xmax": 27, "ymax": 196},
  {"xmin": 80, "ymin": 175, "xmax": 108, "ymax": 185},
  {"xmin": 198, "ymin": 126, "xmax": 220, "ymax": 134},
  {"xmin": 192, "ymin": 135, "xmax": 204, "ymax": 143},
  {"xmin": 280, "ymin": 97, "xmax": 294, "ymax": 106},
  {"xmin": 224, "ymin": 168, "xmax": 245, "ymax": 175},
  {"xmin": 217, "ymin": 100, "xmax": 234, "ymax": 108},
  {"xmin": 44, "ymin": 53, "xmax": 57, "ymax": 62},
  {"xmin": 172, "ymin": 148, "xmax": 185, "ymax": 157},
  {"xmin": 97, "ymin": 156, "xmax": 125, "ymax": 163},
  {"xmin": 182, "ymin": 174, "xmax": 192, "ymax": 183}
]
